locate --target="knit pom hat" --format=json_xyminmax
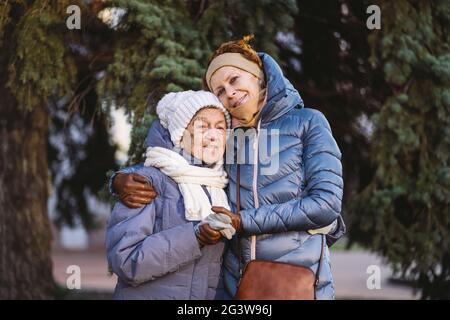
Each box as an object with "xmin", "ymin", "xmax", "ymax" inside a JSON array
[{"xmin": 156, "ymin": 90, "xmax": 231, "ymax": 147}]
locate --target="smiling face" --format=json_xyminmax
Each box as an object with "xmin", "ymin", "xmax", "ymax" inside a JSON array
[
  {"xmin": 210, "ymin": 66, "xmax": 262, "ymax": 123},
  {"xmin": 181, "ymin": 107, "xmax": 227, "ymax": 164}
]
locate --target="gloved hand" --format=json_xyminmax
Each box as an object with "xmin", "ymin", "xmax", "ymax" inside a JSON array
[
  {"xmin": 211, "ymin": 206, "xmax": 241, "ymax": 233},
  {"xmin": 194, "ymin": 223, "xmax": 222, "ymax": 246},
  {"xmin": 308, "ymin": 219, "xmax": 338, "ymax": 235},
  {"xmin": 201, "ymin": 213, "xmax": 236, "ymax": 240},
  {"xmin": 114, "ymin": 173, "xmax": 157, "ymax": 209}
]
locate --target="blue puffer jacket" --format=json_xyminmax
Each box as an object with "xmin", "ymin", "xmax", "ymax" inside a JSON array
[
  {"xmin": 221, "ymin": 53, "xmax": 343, "ymax": 300},
  {"xmin": 106, "ymin": 149, "xmax": 226, "ymax": 300},
  {"xmin": 110, "ymin": 53, "xmax": 344, "ymax": 300}
]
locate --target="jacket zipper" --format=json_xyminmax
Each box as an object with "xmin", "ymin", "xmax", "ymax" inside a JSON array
[
  {"xmin": 236, "ymin": 120, "xmax": 261, "ymax": 284},
  {"xmin": 250, "ymin": 120, "xmax": 261, "ymax": 260}
]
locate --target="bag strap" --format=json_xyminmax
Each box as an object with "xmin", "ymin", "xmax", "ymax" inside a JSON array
[
  {"xmin": 236, "ymin": 164, "xmax": 241, "ymax": 225},
  {"xmin": 236, "ymin": 164, "xmax": 242, "ymax": 276}
]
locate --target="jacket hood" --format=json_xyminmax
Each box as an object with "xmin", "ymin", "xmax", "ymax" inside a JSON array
[
  {"xmin": 258, "ymin": 52, "xmax": 304, "ymax": 124},
  {"xmin": 145, "ymin": 118, "xmax": 174, "ymax": 149}
]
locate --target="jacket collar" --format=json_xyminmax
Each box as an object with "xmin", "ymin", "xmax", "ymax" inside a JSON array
[{"xmin": 258, "ymin": 52, "xmax": 304, "ymax": 125}]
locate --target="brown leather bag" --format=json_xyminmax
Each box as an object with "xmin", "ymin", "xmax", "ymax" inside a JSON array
[{"xmin": 233, "ymin": 164, "xmax": 325, "ymax": 300}]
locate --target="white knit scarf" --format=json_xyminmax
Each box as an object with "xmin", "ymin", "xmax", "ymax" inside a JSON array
[{"xmin": 144, "ymin": 147, "xmax": 230, "ymax": 221}]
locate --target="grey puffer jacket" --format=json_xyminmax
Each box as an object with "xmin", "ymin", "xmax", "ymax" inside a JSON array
[{"xmin": 106, "ymin": 149, "xmax": 226, "ymax": 300}]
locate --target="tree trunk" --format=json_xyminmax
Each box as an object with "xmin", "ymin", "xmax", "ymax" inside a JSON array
[{"xmin": 0, "ymin": 61, "xmax": 54, "ymax": 299}]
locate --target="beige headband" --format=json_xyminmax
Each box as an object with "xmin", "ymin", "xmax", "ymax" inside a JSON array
[{"xmin": 205, "ymin": 53, "xmax": 265, "ymax": 91}]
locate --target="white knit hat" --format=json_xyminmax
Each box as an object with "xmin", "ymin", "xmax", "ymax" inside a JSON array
[{"xmin": 156, "ymin": 90, "xmax": 231, "ymax": 147}]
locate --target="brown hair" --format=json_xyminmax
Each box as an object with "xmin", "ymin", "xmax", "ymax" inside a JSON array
[{"xmin": 203, "ymin": 35, "xmax": 264, "ymax": 90}]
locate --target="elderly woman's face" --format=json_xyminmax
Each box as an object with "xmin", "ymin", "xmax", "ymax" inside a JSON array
[
  {"xmin": 210, "ymin": 66, "xmax": 261, "ymax": 113},
  {"xmin": 181, "ymin": 108, "xmax": 227, "ymax": 164}
]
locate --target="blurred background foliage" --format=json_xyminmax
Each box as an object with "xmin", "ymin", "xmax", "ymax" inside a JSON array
[{"xmin": 0, "ymin": 0, "xmax": 448, "ymax": 298}]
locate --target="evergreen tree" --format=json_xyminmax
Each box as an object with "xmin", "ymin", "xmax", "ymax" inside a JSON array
[
  {"xmin": 99, "ymin": 0, "xmax": 299, "ymax": 164},
  {"xmin": 277, "ymin": 0, "xmax": 386, "ymax": 225},
  {"xmin": 0, "ymin": 0, "xmax": 298, "ymax": 298},
  {"xmin": 0, "ymin": 0, "xmax": 117, "ymax": 298},
  {"xmin": 3, "ymin": 0, "xmax": 446, "ymax": 300},
  {"xmin": 1, "ymin": 0, "xmax": 75, "ymax": 299},
  {"xmin": 347, "ymin": 0, "xmax": 450, "ymax": 298}
]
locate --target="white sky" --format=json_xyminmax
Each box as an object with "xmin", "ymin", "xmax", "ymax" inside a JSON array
[{"xmin": 109, "ymin": 107, "xmax": 132, "ymax": 165}]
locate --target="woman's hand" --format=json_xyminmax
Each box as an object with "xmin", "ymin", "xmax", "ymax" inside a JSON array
[
  {"xmin": 195, "ymin": 224, "xmax": 222, "ymax": 246},
  {"xmin": 114, "ymin": 173, "xmax": 158, "ymax": 208},
  {"xmin": 211, "ymin": 206, "xmax": 241, "ymax": 233}
]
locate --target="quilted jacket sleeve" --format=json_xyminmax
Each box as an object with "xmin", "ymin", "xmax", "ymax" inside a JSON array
[
  {"xmin": 106, "ymin": 201, "xmax": 202, "ymax": 286},
  {"xmin": 106, "ymin": 168, "xmax": 202, "ymax": 286},
  {"xmin": 240, "ymin": 110, "xmax": 343, "ymax": 235}
]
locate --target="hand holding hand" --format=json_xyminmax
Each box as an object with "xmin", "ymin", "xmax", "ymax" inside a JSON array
[
  {"xmin": 202, "ymin": 213, "xmax": 236, "ymax": 240},
  {"xmin": 195, "ymin": 223, "xmax": 222, "ymax": 246},
  {"xmin": 211, "ymin": 206, "xmax": 242, "ymax": 233}
]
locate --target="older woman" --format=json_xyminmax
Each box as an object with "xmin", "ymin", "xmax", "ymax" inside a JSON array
[
  {"xmin": 111, "ymin": 37, "xmax": 345, "ymax": 299},
  {"xmin": 106, "ymin": 90, "xmax": 234, "ymax": 299}
]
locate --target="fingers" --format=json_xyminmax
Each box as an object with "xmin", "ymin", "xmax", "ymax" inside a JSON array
[
  {"xmin": 132, "ymin": 184, "xmax": 155, "ymax": 193},
  {"xmin": 114, "ymin": 173, "xmax": 154, "ymax": 195},
  {"xmin": 113, "ymin": 173, "xmax": 127, "ymax": 194},
  {"xmin": 119, "ymin": 193, "xmax": 155, "ymax": 208},
  {"xmin": 201, "ymin": 224, "xmax": 221, "ymax": 240},
  {"xmin": 115, "ymin": 173, "xmax": 158, "ymax": 210},
  {"xmin": 127, "ymin": 174, "xmax": 154, "ymax": 192},
  {"xmin": 131, "ymin": 195, "xmax": 153, "ymax": 205},
  {"xmin": 119, "ymin": 174, "xmax": 157, "ymax": 208},
  {"xmin": 211, "ymin": 206, "xmax": 231, "ymax": 215},
  {"xmin": 121, "ymin": 196, "xmax": 145, "ymax": 209},
  {"xmin": 212, "ymin": 206, "xmax": 241, "ymax": 233},
  {"xmin": 125, "ymin": 189, "xmax": 157, "ymax": 199},
  {"xmin": 131, "ymin": 173, "xmax": 151, "ymax": 185},
  {"xmin": 196, "ymin": 232, "xmax": 209, "ymax": 246},
  {"xmin": 121, "ymin": 193, "xmax": 152, "ymax": 205},
  {"xmin": 212, "ymin": 207, "xmax": 234, "ymax": 220},
  {"xmin": 197, "ymin": 224, "xmax": 221, "ymax": 245},
  {"xmin": 125, "ymin": 202, "xmax": 145, "ymax": 209}
]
